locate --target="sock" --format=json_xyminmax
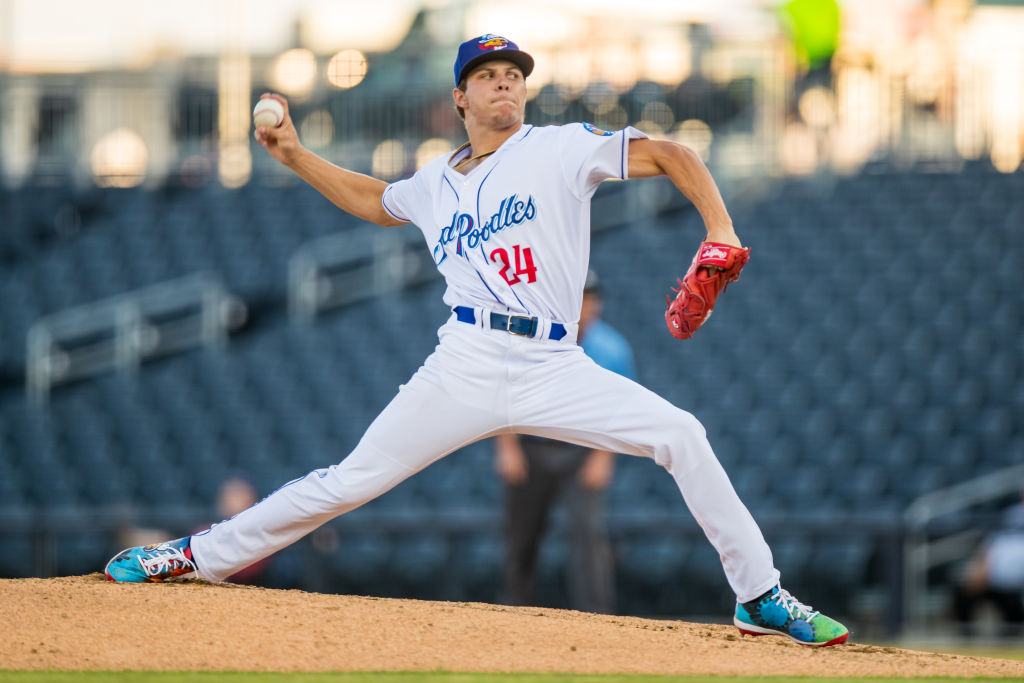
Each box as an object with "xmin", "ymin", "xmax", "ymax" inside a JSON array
[{"xmin": 743, "ymin": 585, "xmax": 777, "ymax": 610}]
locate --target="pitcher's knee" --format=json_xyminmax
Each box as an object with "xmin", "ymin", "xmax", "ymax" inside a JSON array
[{"xmin": 652, "ymin": 410, "xmax": 715, "ymax": 474}]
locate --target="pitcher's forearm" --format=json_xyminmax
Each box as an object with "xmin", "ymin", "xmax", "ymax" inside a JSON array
[
  {"xmin": 287, "ymin": 148, "xmax": 404, "ymax": 226},
  {"xmin": 628, "ymin": 139, "xmax": 737, "ymax": 245},
  {"xmin": 661, "ymin": 145, "xmax": 736, "ymax": 243}
]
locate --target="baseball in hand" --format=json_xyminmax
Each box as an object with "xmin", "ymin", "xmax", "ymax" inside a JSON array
[{"xmin": 253, "ymin": 98, "xmax": 284, "ymax": 129}]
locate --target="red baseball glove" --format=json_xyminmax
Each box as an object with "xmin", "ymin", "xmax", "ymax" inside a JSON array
[{"xmin": 665, "ymin": 240, "xmax": 751, "ymax": 340}]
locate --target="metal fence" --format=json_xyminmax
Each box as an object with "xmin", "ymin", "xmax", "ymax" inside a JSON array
[{"xmin": 3, "ymin": 35, "xmax": 1008, "ymax": 191}]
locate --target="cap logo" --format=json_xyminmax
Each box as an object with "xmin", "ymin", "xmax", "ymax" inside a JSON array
[
  {"xmin": 455, "ymin": 34, "xmax": 531, "ymax": 86},
  {"xmin": 478, "ymin": 34, "xmax": 510, "ymax": 50}
]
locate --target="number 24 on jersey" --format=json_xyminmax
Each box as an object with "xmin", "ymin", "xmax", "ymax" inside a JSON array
[{"xmin": 490, "ymin": 244, "xmax": 537, "ymax": 285}]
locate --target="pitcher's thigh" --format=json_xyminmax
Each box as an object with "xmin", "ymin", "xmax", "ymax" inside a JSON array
[
  {"xmin": 514, "ymin": 358, "xmax": 711, "ymax": 474},
  {"xmin": 353, "ymin": 370, "xmax": 507, "ymax": 475}
]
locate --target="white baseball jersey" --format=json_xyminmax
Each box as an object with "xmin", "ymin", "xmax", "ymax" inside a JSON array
[{"xmin": 381, "ymin": 123, "xmax": 648, "ymax": 324}]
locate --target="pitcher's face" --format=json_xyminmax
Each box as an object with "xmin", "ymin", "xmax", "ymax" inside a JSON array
[{"xmin": 454, "ymin": 60, "xmax": 527, "ymax": 131}]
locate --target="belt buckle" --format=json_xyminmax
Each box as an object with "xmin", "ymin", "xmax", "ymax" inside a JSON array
[{"xmin": 507, "ymin": 315, "xmax": 537, "ymax": 337}]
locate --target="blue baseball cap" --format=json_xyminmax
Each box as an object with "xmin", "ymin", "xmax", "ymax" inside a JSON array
[{"xmin": 454, "ymin": 34, "xmax": 534, "ymax": 86}]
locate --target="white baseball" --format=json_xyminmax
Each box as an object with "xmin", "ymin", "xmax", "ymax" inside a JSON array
[{"xmin": 253, "ymin": 98, "xmax": 284, "ymax": 129}]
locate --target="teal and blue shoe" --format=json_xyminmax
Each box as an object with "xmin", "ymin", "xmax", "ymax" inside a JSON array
[
  {"xmin": 734, "ymin": 586, "xmax": 849, "ymax": 647},
  {"xmin": 104, "ymin": 537, "xmax": 198, "ymax": 583}
]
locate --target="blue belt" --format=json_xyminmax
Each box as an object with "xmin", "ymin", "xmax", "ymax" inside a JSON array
[{"xmin": 454, "ymin": 306, "xmax": 567, "ymax": 341}]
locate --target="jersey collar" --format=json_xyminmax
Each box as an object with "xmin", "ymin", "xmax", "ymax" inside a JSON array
[{"xmin": 447, "ymin": 124, "xmax": 534, "ymax": 174}]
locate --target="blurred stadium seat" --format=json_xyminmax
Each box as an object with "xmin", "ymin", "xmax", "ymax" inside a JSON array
[{"xmin": 0, "ymin": 156, "xmax": 1020, "ymax": 620}]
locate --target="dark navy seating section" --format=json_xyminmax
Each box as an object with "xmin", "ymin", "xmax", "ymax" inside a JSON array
[{"xmin": 0, "ymin": 161, "xmax": 1020, "ymax": 618}]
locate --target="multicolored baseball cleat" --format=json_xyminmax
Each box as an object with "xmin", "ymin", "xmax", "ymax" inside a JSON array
[
  {"xmin": 734, "ymin": 586, "xmax": 849, "ymax": 647},
  {"xmin": 104, "ymin": 536, "xmax": 198, "ymax": 583}
]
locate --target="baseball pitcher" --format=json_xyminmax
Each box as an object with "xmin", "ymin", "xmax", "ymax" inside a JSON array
[{"xmin": 105, "ymin": 34, "xmax": 849, "ymax": 647}]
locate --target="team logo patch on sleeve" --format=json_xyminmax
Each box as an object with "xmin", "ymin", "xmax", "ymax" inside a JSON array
[{"xmin": 583, "ymin": 122, "xmax": 614, "ymax": 136}]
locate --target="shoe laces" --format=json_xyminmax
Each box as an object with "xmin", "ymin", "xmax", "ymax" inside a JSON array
[
  {"xmin": 139, "ymin": 546, "xmax": 196, "ymax": 578},
  {"xmin": 772, "ymin": 588, "xmax": 819, "ymax": 621}
]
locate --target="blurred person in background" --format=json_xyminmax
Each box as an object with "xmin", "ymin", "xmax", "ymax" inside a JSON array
[
  {"xmin": 194, "ymin": 477, "xmax": 271, "ymax": 586},
  {"xmin": 496, "ymin": 269, "xmax": 635, "ymax": 614},
  {"xmin": 952, "ymin": 487, "xmax": 1024, "ymax": 638},
  {"xmin": 780, "ymin": 0, "xmax": 841, "ymax": 91}
]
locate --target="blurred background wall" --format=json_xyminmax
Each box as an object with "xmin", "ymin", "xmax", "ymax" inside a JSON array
[{"xmin": 0, "ymin": 0, "xmax": 1022, "ymax": 644}]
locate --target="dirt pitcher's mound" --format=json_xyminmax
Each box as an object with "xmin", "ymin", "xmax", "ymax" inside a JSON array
[{"xmin": 1, "ymin": 575, "xmax": 1022, "ymax": 677}]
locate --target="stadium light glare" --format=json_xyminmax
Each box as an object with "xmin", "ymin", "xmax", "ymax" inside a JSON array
[
  {"xmin": 595, "ymin": 42, "xmax": 639, "ymax": 92},
  {"xmin": 671, "ymin": 119, "xmax": 712, "ymax": 162},
  {"xmin": 552, "ymin": 49, "xmax": 593, "ymax": 96},
  {"xmin": 301, "ymin": 111, "xmax": 335, "ymax": 149},
  {"xmin": 91, "ymin": 128, "xmax": 148, "ymax": 188},
  {"xmin": 593, "ymin": 105, "xmax": 627, "ymax": 132},
  {"xmin": 641, "ymin": 34, "xmax": 691, "ymax": 86},
  {"xmin": 536, "ymin": 85, "xmax": 571, "ymax": 116},
  {"xmin": 327, "ymin": 49, "xmax": 368, "ymax": 89},
  {"xmin": 525, "ymin": 49, "xmax": 554, "ymax": 100},
  {"xmin": 780, "ymin": 122, "xmax": 817, "ymax": 175},
  {"xmin": 219, "ymin": 144, "xmax": 251, "ymax": 189},
  {"xmin": 798, "ymin": 87, "xmax": 835, "ymax": 129},
  {"xmin": 270, "ymin": 48, "xmax": 318, "ymax": 98},
  {"xmin": 464, "ymin": 4, "xmax": 578, "ymax": 49},
  {"xmin": 372, "ymin": 139, "xmax": 406, "ymax": 180},
  {"xmin": 642, "ymin": 101, "xmax": 676, "ymax": 131},
  {"xmin": 416, "ymin": 138, "xmax": 452, "ymax": 170}
]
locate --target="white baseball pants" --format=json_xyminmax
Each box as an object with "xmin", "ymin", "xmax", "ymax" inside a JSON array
[{"xmin": 191, "ymin": 315, "xmax": 780, "ymax": 602}]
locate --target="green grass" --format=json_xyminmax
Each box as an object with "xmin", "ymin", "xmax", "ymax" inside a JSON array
[{"xmin": 1, "ymin": 674, "xmax": 1021, "ymax": 683}]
